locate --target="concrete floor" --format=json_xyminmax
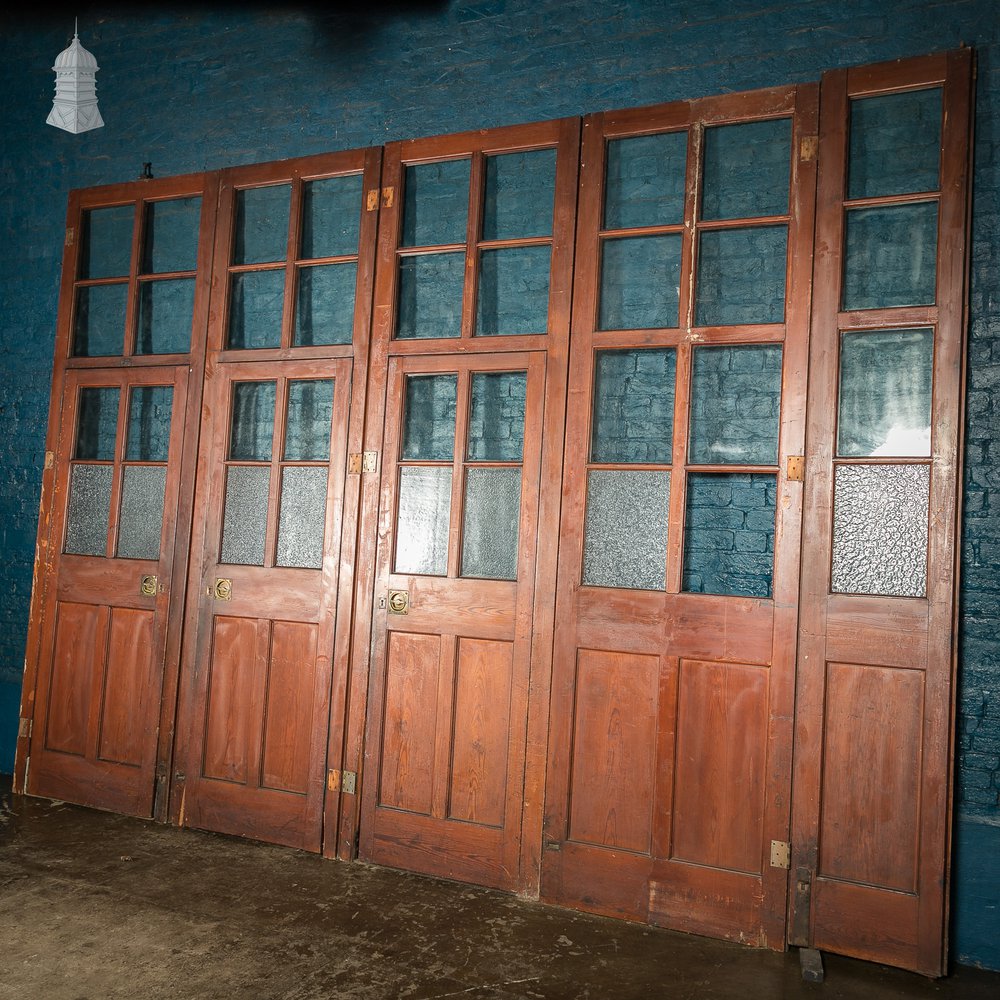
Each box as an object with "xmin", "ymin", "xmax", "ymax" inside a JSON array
[{"xmin": 1, "ymin": 780, "xmax": 998, "ymax": 1000}]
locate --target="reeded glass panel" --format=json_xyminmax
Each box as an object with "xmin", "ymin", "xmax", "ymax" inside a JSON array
[
  {"xmin": 604, "ymin": 131, "xmax": 687, "ymax": 230},
  {"xmin": 582, "ymin": 469, "xmax": 670, "ymax": 590},
  {"xmin": 599, "ymin": 235, "xmax": 681, "ymax": 331},
  {"xmin": 136, "ymin": 278, "xmax": 195, "ymax": 354},
  {"xmin": 228, "ymin": 270, "xmax": 284, "ymax": 350},
  {"xmin": 395, "ymin": 466, "xmax": 452, "ymax": 575},
  {"xmin": 842, "ymin": 203, "xmax": 938, "ymax": 310},
  {"xmin": 73, "ymin": 283, "xmax": 128, "ymax": 357},
  {"xmin": 702, "ymin": 118, "xmax": 791, "ymax": 220},
  {"xmin": 695, "ymin": 226, "xmax": 787, "ymax": 326},
  {"xmin": 683, "ymin": 472, "xmax": 775, "ymax": 598},
  {"xmin": 396, "ymin": 253, "xmax": 464, "ymax": 340},
  {"xmin": 229, "ymin": 381, "xmax": 276, "ymax": 462},
  {"xmin": 476, "ymin": 246, "xmax": 550, "ymax": 337},
  {"xmin": 301, "ymin": 174, "xmax": 363, "ymax": 259},
  {"xmin": 232, "ymin": 185, "xmax": 291, "ymax": 265},
  {"xmin": 117, "ymin": 466, "xmax": 166, "ymax": 560},
  {"xmin": 467, "ymin": 371, "xmax": 526, "ymax": 462},
  {"xmin": 126, "ymin": 386, "xmax": 173, "ymax": 462},
  {"xmin": 276, "ymin": 467, "xmax": 328, "ymax": 569},
  {"xmin": 64, "ymin": 464, "xmax": 113, "ymax": 556},
  {"xmin": 848, "ymin": 88, "xmax": 942, "ymax": 200},
  {"xmin": 76, "ymin": 387, "xmax": 120, "ymax": 461},
  {"xmin": 402, "ymin": 159, "xmax": 471, "ymax": 247},
  {"xmin": 838, "ymin": 329, "xmax": 933, "ymax": 457},
  {"xmin": 482, "ymin": 149, "xmax": 556, "ymax": 240},
  {"xmin": 402, "ymin": 374, "xmax": 457, "ymax": 461},
  {"xmin": 689, "ymin": 345, "xmax": 782, "ymax": 465},
  {"xmin": 284, "ymin": 379, "xmax": 334, "ymax": 462},
  {"xmin": 220, "ymin": 465, "xmax": 270, "ymax": 566},
  {"xmin": 294, "ymin": 262, "xmax": 356, "ymax": 346},
  {"xmin": 832, "ymin": 464, "xmax": 929, "ymax": 597},
  {"xmin": 80, "ymin": 205, "xmax": 133, "ymax": 280},
  {"xmin": 142, "ymin": 197, "xmax": 201, "ymax": 274},
  {"xmin": 461, "ymin": 467, "xmax": 521, "ymax": 580}
]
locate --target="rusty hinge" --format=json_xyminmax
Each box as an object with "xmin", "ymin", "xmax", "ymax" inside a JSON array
[
  {"xmin": 65, "ymin": 227, "xmax": 75, "ymax": 247},
  {"xmin": 18, "ymin": 718, "xmax": 32, "ymax": 740},
  {"xmin": 799, "ymin": 136, "xmax": 819, "ymax": 161},
  {"xmin": 786, "ymin": 455, "xmax": 805, "ymax": 482},
  {"xmin": 382, "ymin": 186, "xmax": 395, "ymax": 209},
  {"xmin": 44, "ymin": 451, "xmax": 55, "ymax": 470},
  {"xmin": 348, "ymin": 451, "xmax": 378, "ymax": 475},
  {"xmin": 544, "ymin": 840, "xmax": 562, "ymax": 852},
  {"xmin": 770, "ymin": 839, "xmax": 791, "ymax": 869},
  {"xmin": 328, "ymin": 769, "xmax": 357, "ymax": 794},
  {"xmin": 366, "ymin": 189, "xmax": 379, "ymax": 212}
]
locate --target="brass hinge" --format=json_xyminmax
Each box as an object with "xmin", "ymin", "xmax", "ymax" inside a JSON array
[
  {"xmin": 799, "ymin": 136, "xmax": 819, "ymax": 161},
  {"xmin": 18, "ymin": 718, "xmax": 32, "ymax": 740},
  {"xmin": 787, "ymin": 455, "xmax": 805, "ymax": 482},
  {"xmin": 348, "ymin": 451, "xmax": 378, "ymax": 475},
  {"xmin": 770, "ymin": 839, "xmax": 791, "ymax": 869},
  {"xmin": 65, "ymin": 227, "xmax": 75, "ymax": 247},
  {"xmin": 44, "ymin": 451, "xmax": 55, "ymax": 470},
  {"xmin": 366, "ymin": 189, "xmax": 379, "ymax": 212},
  {"xmin": 328, "ymin": 769, "xmax": 357, "ymax": 794},
  {"xmin": 382, "ymin": 186, "xmax": 395, "ymax": 209}
]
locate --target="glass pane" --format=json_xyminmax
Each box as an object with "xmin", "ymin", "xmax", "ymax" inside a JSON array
[
  {"xmin": 284, "ymin": 379, "xmax": 334, "ymax": 462},
  {"xmin": 293, "ymin": 263, "xmax": 356, "ymax": 346},
  {"xmin": 689, "ymin": 345, "xmax": 783, "ymax": 465},
  {"xmin": 402, "ymin": 374, "xmax": 457, "ymax": 461},
  {"xmin": 64, "ymin": 464, "xmax": 113, "ymax": 556},
  {"xmin": 582, "ymin": 469, "xmax": 670, "ymax": 590},
  {"xmin": 483, "ymin": 149, "xmax": 557, "ymax": 240},
  {"xmin": 76, "ymin": 387, "xmax": 120, "ymax": 461},
  {"xmin": 117, "ymin": 466, "xmax": 166, "ymax": 560},
  {"xmin": 832, "ymin": 464, "xmax": 929, "ymax": 597},
  {"xmin": 599, "ymin": 235, "xmax": 681, "ymax": 331},
  {"xmin": 695, "ymin": 226, "xmax": 787, "ymax": 326},
  {"xmin": 402, "ymin": 159, "xmax": 470, "ymax": 247},
  {"xmin": 476, "ymin": 246, "xmax": 550, "ymax": 337},
  {"xmin": 80, "ymin": 205, "xmax": 133, "ymax": 280},
  {"xmin": 461, "ymin": 467, "xmax": 521, "ymax": 580},
  {"xmin": 838, "ymin": 329, "xmax": 933, "ymax": 457},
  {"xmin": 848, "ymin": 88, "xmax": 942, "ymax": 200},
  {"xmin": 604, "ymin": 131, "xmax": 687, "ymax": 230},
  {"xmin": 683, "ymin": 472, "xmax": 775, "ymax": 598},
  {"xmin": 73, "ymin": 284, "xmax": 127, "ymax": 357},
  {"xmin": 142, "ymin": 197, "xmax": 201, "ymax": 273},
  {"xmin": 395, "ymin": 466, "xmax": 452, "ymax": 575},
  {"xmin": 229, "ymin": 381, "xmax": 276, "ymax": 462},
  {"xmin": 467, "ymin": 372, "xmax": 526, "ymax": 462},
  {"xmin": 301, "ymin": 174, "xmax": 363, "ymax": 259},
  {"xmin": 591, "ymin": 348, "xmax": 675, "ymax": 464},
  {"xmin": 233, "ymin": 185, "xmax": 291, "ymax": 265},
  {"xmin": 136, "ymin": 278, "xmax": 195, "ymax": 354},
  {"xmin": 126, "ymin": 386, "xmax": 173, "ymax": 462},
  {"xmin": 228, "ymin": 270, "xmax": 284, "ymax": 350},
  {"xmin": 842, "ymin": 204, "xmax": 938, "ymax": 310},
  {"xmin": 276, "ymin": 467, "xmax": 328, "ymax": 569},
  {"xmin": 396, "ymin": 253, "xmax": 464, "ymax": 340},
  {"xmin": 220, "ymin": 465, "xmax": 270, "ymax": 566},
  {"xmin": 702, "ymin": 118, "xmax": 791, "ymax": 220}
]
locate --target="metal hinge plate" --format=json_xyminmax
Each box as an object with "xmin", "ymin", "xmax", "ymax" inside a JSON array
[
  {"xmin": 787, "ymin": 455, "xmax": 805, "ymax": 482},
  {"xmin": 348, "ymin": 451, "xmax": 378, "ymax": 474},
  {"xmin": 382, "ymin": 186, "xmax": 395, "ymax": 209},
  {"xmin": 770, "ymin": 839, "xmax": 791, "ymax": 869},
  {"xmin": 328, "ymin": 769, "xmax": 357, "ymax": 794},
  {"xmin": 800, "ymin": 136, "xmax": 819, "ymax": 161},
  {"xmin": 366, "ymin": 189, "xmax": 379, "ymax": 212},
  {"xmin": 18, "ymin": 718, "xmax": 32, "ymax": 740}
]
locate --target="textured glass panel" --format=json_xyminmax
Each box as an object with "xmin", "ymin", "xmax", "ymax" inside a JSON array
[
  {"xmin": 301, "ymin": 174, "xmax": 363, "ymax": 259},
  {"xmin": 604, "ymin": 131, "xmax": 687, "ymax": 230},
  {"xmin": 689, "ymin": 345, "xmax": 782, "ymax": 465},
  {"xmin": 80, "ymin": 205, "xmax": 133, "ymax": 280},
  {"xmin": 396, "ymin": 253, "xmax": 464, "ymax": 340},
  {"xmin": 228, "ymin": 270, "xmax": 284, "ymax": 350},
  {"xmin": 126, "ymin": 385, "xmax": 173, "ymax": 462},
  {"xmin": 229, "ymin": 381, "xmax": 276, "ymax": 462},
  {"xmin": 702, "ymin": 119, "xmax": 791, "ymax": 220},
  {"xmin": 64, "ymin": 464, "xmax": 113, "ymax": 556},
  {"xmin": 293, "ymin": 263, "xmax": 356, "ymax": 346},
  {"xmin": 395, "ymin": 466, "xmax": 452, "ymax": 575},
  {"xmin": 461, "ymin": 467, "xmax": 521, "ymax": 580},
  {"xmin": 599, "ymin": 235, "xmax": 681, "ymax": 331},
  {"xmin": 849, "ymin": 88, "xmax": 942, "ymax": 200},
  {"xmin": 220, "ymin": 466, "xmax": 270, "ymax": 566},
  {"xmin": 467, "ymin": 372, "xmax": 526, "ymax": 462},
  {"xmin": 402, "ymin": 159, "xmax": 471, "ymax": 247},
  {"xmin": 683, "ymin": 473, "xmax": 775, "ymax": 598},
  {"xmin": 76, "ymin": 387, "xmax": 120, "ymax": 461},
  {"xmin": 233, "ymin": 185, "xmax": 291, "ymax": 265},
  {"xmin": 117, "ymin": 466, "xmax": 166, "ymax": 560},
  {"xmin": 142, "ymin": 197, "xmax": 201, "ymax": 273},
  {"xmin": 483, "ymin": 149, "xmax": 556, "ymax": 240},
  {"xmin": 832, "ymin": 464, "xmax": 929, "ymax": 597},
  {"xmin": 402, "ymin": 374, "xmax": 457, "ymax": 461},
  {"xmin": 582, "ymin": 470, "xmax": 670, "ymax": 590},
  {"xmin": 695, "ymin": 226, "xmax": 787, "ymax": 326},
  {"xmin": 136, "ymin": 278, "xmax": 195, "ymax": 354},
  {"xmin": 476, "ymin": 246, "xmax": 550, "ymax": 337},
  {"xmin": 842, "ymin": 204, "xmax": 938, "ymax": 310},
  {"xmin": 284, "ymin": 379, "xmax": 334, "ymax": 462},
  {"xmin": 276, "ymin": 467, "xmax": 328, "ymax": 569},
  {"xmin": 73, "ymin": 283, "xmax": 128, "ymax": 357},
  {"xmin": 838, "ymin": 329, "xmax": 933, "ymax": 457}
]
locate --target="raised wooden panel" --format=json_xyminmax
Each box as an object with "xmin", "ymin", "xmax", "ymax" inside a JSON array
[
  {"xmin": 46, "ymin": 601, "xmax": 105, "ymax": 756},
  {"xmin": 98, "ymin": 607, "xmax": 154, "ymax": 766}
]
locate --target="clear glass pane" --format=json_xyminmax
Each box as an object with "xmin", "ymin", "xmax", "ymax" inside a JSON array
[
  {"xmin": 117, "ymin": 466, "xmax": 166, "ymax": 560},
  {"xmin": 689, "ymin": 345, "xmax": 783, "ymax": 465},
  {"xmin": 136, "ymin": 278, "xmax": 195, "ymax": 354},
  {"xmin": 126, "ymin": 385, "xmax": 173, "ymax": 462},
  {"xmin": 702, "ymin": 118, "xmax": 791, "ymax": 220},
  {"xmin": 476, "ymin": 246, "xmax": 550, "ymax": 337},
  {"xmin": 695, "ymin": 226, "xmax": 787, "ymax": 326},
  {"xmin": 838, "ymin": 329, "xmax": 933, "ymax": 458},
  {"xmin": 683, "ymin": 472, "xmax": 775, "ymax": 598},
  {"xmin": 402, "ymin": 159, "xmax": 471, "ymax": 247},
  {"xmin": 591, "ymin": 348, "xmax": 676, "ymax": 464},
  {"xmin": 395, "ymin": 466, "xmax": 452, "ymax": 575},
  {"xmin": 582, "ymin": 469, "xmax": 670, "ymax": 590},
  {"xmin": 228, "ymin": 270, "xmax": 284, "ymax": 350},
  {"xmin": 76, "ymin": 387, "xmax": 120, "ymax": 461},
  {"xmin": 599, "ymin": 235, "xmax": 681, "ymax": 331},
  {"xmin": 73, "ymin": 284, "xmax": 128, "ymax": 357},
  {"xmin": 64, "ymin": 464, "xmax": 113, "ymax": 556},
  {"xmin": 142, "ymin": 196, "xmax": 201, "ymax": 274},
  {"xmin": 229, "ymin": 381, "xmax": 276, "ymax": 462},
  {"xmin": 461, "ymin": 467, "xmax": 521, "ymax": 580},
  {"xmin": 467, "ymin": 372, "xmax": 526, "ymax": 462},
  {"xmin": 842, "ymin": 203, "xmax": 938, "ymax": 310},
  {"xmin": 276, "ymin": 467, "xmax": 328, "ymax": 569},
  {"xmin": 301, "ymin": 174, "xmax": 363, "ymax": 259},
  {"xmin": 220, "ymin": 465, "xmax": 270, "ymax": 566},
  {"xmin": 402, "ymin": 374, "xmax": 457, "ymax": 461},
  {"xmin": 604, "ymin": 131, "xmax": 687, "ymax": 230},
  {"xmin": 293, "ymin": 262, "xmax": 356, "ymax": 346},
  {"xmin": 284, "ymin": 379, "xmax": 334, "ymax": 462},
  {"xmin": 483, "ymin": 149, "xmax": 557, "ymax": 240},
  {"xmin": 80, "ymin": 205, "xmax": 133, "ymax": 280},
  {"xmin": 233, "ymin": 185, "xmax": 291, "ymax": 265},
  {"xmin": 396, "ymin": 253, "xmax": 464, "ymax": 340},
  {"xmin": 832, "ymin": 464, "xmax": 929, "ymax": 597}
]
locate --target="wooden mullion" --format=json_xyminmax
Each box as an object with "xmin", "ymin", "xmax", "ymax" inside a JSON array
[
  {"xmin": 123, "ymin": 197, "xmax": 144, "ymax": 358},
  {"xmin": 104, "ymin": 384, "xmax": 131, "ymax": 558},
  {"xmin": 283, "ymin": 176, "xmax": 305, "ymax": 351},
  {"xmin": 461, "ymin": 151, "xmax": 485, "ymax": 340},
  {"xmin": 447, "ymin": 369, "xmax": 471, "ymax": 579},
  {"xmin": 264, "ymin": 378, "xmax": 288, "ymax": 568}
]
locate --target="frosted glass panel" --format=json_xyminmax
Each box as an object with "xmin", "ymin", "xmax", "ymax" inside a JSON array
[
  {"xmin": 467, "ymin": 372, "xmax": 526, "ymax": 462},
  {"xmin": 293, "ymin": 262, "xmax": 356, "ymax": 346},
  {"xmin": 80, "ymin": 205, "xmax": 133, "ymax": 279},
  {"xmin": 233, "ymin": 185, "xmax": 290, "ymax": 265},
  {"xmin": 604, "ymin": 131, "xmax": 687, "ymax": 230},
  {"xmin": 702, "ymin": 118, "xmax": 791, "ymax": 220},
  {"xmin": 276, "ymin": 467, "xmax": 328, "ymax": 569},
  {"xmin": 136, "ymin": 278, "xmax": 195, "ymax": 354},
  {"xmin": 301, "ymin": 174, "xmax": 363, "ymax": 259},
  {"xmin": 117, "ymin": 466, "xmax": 166, "ymax": 560},
  {"xmin": 695, "ymin": 226, "xmax": 787, "ymax": 326},
  {"xmin": 73, "ymin": 284, "xmax": 128, "ymax": 357},
  {"xmin": 395, "ymin": 466, "xmax": 452, "ymax": 576},
  {"xmin": 599, "ymin": 235, "xmax": 681, "ymax": 331},
  {"xmin": 227, "ymin": 270, "xmax": 284, "ymax": 350},
  {"xmin": 65, "ymin": 464, "xmax": 113, "ymax": 556},
  {"xmin": 402, "ymin": 375, "xmax": 457, "ymax": 461},
  {"xmin": 461, "ymin": 467, "xmax": 521, "ymax": 580},
  {"xmin": 396, "ymin": 253, "xmax": 464, "ymax": 340},
  {"xmin": 284, "ymin": 379, "xmax": 334, "ymax": 462},
  {"xmin": 220, "ymin": 466, "xmax": 270, "ymax": 566},
  {"xmin": 142, "ymin": 197, "xmax": 201, "ymax": 274},
  {"xmin": 229, "ymin": 381, "xmax": 276, "ymax": 462},
  {"xmin": 126, "ymin": 386, "xmax": 173, "ymax": 462},
  {"xmin": 483, "ymin": 149, "xmax": 556, "ymax": 240},
  {"xmin": 402, "ymin": 159, "xmax": 470, "ymax": 247},
  {"xmin": 76, "ymin": 387, "xmax": 120, "ymax": 461},
  {"xmin": 476, "ymin": 246, "xmax": 550, "ymax": 337}
]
